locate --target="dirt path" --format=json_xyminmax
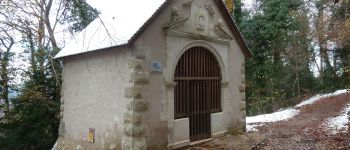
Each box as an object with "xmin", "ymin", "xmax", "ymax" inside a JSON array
[
  {"xmin": 259, "ymin": 93, "xmax": 350, "ymax": 149},
  {"xmin": 184, "ymin": 93, "xmax": 350, "ymax": 150}
]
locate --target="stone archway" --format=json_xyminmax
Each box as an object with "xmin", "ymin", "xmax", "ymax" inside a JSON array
[{"xmin": 174, "ymin": 46, "xmax": 222, "ymax": 141}]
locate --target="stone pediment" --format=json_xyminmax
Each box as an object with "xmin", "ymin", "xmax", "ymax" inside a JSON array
[{"xmin": 163, "ymin": 0, "xmax": 233, "ymax": 41}]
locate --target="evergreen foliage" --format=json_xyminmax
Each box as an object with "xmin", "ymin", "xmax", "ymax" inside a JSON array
[
  {"xmin": 0, "ymin": 86, "xmax": 60, "ymax": 150},
  {"xmin": 236, "ymin": 0, "xmax": 350, "ymax": 115},
  {"xmin": 61, "ymin": 0, "xmax": 99, "ymax": 32}
]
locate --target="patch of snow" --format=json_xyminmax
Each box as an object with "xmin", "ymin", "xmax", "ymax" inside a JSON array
[
  {"xmin": 246, "ymin": 89, "xmax": 350, "ymax": 132},
  {"xmin": 296, "ymin": 89, "xmax": 349, "ymax": 108},
  {"xmin": 246, "ymin": 108, "xmax": 299, "ymax": 132},
  {"xmin": 246, "ymin": 108, "xmax": 300, "ymax": 124},
  {"xmin": 325, "ymin": 104, "xmax": 350, "ymax": 134},
  {"xmin": 246, "ymin": 124, "xmax": 264, "ymax": 132},
  {"xmin": 51, "ymin": 142, "xmax": 57, "ymax": 150},
  {"xmin": 55, "ymin": 0, "xmax": 166, "ymax": 58}
]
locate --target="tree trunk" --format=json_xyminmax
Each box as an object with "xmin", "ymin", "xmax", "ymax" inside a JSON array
[
  {"xmin": 1, "ymin": 56, "xmax": 10, "ymax": 113},
  {"xmin": 0, "ymin": 30, "xmax": 14, "ymax": 113},
  {"xmin": 37, "ymin": 0, "xmax": 46, "ymax": 84},
  {"xmin": 27, "ymin": 28, "xmax": 37, "ymax": 79},
  {"xmin": 44, "ymin": 0, "xmax": 58, "ymax": 50}
]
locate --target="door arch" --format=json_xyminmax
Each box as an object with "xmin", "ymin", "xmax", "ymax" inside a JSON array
[{"xmin": 174, "ymin": 46, "xmax": 222, "ymax": 141}]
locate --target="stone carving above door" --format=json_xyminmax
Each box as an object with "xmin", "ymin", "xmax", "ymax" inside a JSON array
[
  {"xmin": 163, "ymin": 0, "xmax": 233, "ymax": 41},
  {"xmin": 195, "ymin": 13, "xmax": 206, "ymax": 31}
]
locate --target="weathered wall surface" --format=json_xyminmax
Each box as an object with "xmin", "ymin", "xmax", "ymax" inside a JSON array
[
  {"xmin": 227, "ymin": 33, "xmax": 246, "ymax": 133},
  {"xmin": 132, "ymin": 2, "xmax": 173, "ymax": 149},
  {"xmin": 57, "ymin": 0, "xmax": 246, "ymax": 149},
  {"xmin": 57, "ymin": 48, "xmax": 131, "ymax": 149},
  {"xmin": 132, "ymin": 0, "xmax": 246, "ymax": 149}
]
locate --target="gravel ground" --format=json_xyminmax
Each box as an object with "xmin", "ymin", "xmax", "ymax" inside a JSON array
[{"xmin": 183, "ymin": 93, "xmax": 350, "ymax": 150}]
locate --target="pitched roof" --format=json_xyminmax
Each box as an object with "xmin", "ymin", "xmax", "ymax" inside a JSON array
[{"xmin": 55, "ymin": 0, "xmax": 251, "ymax": 59}]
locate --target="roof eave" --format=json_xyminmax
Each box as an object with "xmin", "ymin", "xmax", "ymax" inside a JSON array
[
  {"xmin": 128, "ymin": 0, "xmax": 172, "ymax": 44},
  {"xmin": 214, "ymin": 0, "xmax": 252, "ymax": 58},
  {"xmin": 54, "ymin": 43, "xmax": 130, "ymax": 59}
]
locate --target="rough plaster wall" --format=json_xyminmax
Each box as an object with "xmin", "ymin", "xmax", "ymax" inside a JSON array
[
  {"xmin": 132, "ymin": 1, "xmax": 175, "ymax": 149},
  {"xmin": 61, "ymin": 48, "xmax": 130, "ymax": 149},
  {"xmin": 135, "ymin": 0, "xmax": 244, "ymax": 149},
  {"xmin": 57, "ymin": 0, "xmax": 246, "ymax": 149},
  {"xmin": 133, "ymin": 0, "xmax": 247, "ymax": 148},
  {"xmin": 227, "ymin": 38, "xmax": 246, "ymax": 132}
]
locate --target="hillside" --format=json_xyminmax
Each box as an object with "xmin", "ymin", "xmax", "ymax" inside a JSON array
[
  {"xmin": 247, "ymin": 89, "xmax": 350, "ymax": 149},
  {"xmin": 186, "ymin": 90, "xmax": 350, "ymax": 149}
]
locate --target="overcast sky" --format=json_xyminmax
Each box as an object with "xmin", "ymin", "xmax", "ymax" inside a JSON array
[{"xmin": 10, "ymin": 0, "xmax": 255, "ymax": 84}]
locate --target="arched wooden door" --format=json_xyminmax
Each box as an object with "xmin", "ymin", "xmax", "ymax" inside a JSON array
[{"xmin": 174, "ymin": 46, "xmax": 222, "ymax": 142}]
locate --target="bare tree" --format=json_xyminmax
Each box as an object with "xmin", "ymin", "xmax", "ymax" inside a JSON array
[{"xmin": 0, "ymin": 0, "xmax": 70, "ymax": 86}]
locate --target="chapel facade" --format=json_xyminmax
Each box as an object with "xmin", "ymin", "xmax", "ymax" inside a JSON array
[{"xmin": 55, "ymin": 0, "xmax": 250, "ymax": 149}]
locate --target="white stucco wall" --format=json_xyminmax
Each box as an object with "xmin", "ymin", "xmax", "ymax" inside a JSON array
[
  {"xmin": 131, "ymin": 0, "xmax": 246, "ymax": 148},
  {"xmin": 163, "ymin": 0, "xmax": 245, "ymax": 148},
  {"xmin": 58, "ymin": 0, "xmax": 247, "ymax": 149},
  {"xmin": 60, "ymin": 48, "xmax": 130, "ymax": 149}
]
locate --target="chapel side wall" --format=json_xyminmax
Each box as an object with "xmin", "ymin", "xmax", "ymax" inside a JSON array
[
  {"xmin": 132, "ymin": 2, "xmax": 175, "ymax": 149},
  {"xmin": 226, "ymin": 39, "xmax": 246, "ymax": 133},
  {"xmin": 58, "ymin": 48, "xmax": 130, "ymax": 149}
]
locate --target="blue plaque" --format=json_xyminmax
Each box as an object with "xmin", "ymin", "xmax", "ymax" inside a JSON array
[{"xmin": 150, "ymin": 60, "xmax": 163, "ymax": 72}]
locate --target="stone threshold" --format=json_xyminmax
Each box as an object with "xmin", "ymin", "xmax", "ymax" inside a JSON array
[{"xmin": 168, "ymin": 131, "xmax": 227, "ymax": 149}]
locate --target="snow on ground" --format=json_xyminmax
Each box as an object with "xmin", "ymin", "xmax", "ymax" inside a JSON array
[
  {"xmin": 246, "ymin": 109, "xmax": 300, "ymax": 132},
  {"xmin": 246, "ymin": 124, "xmax": 265, "ymax": 132},
  {"xmin": 295, "ymin": 90, "xmax": 349, "ymax": 108},
  {"xmin": 246, "ymin": 89, "xmax": 350, "ymax": 132},
  {"xmin": 246, "ymin": 108, "xmax": 300, "ymax": 124},
  {"xmin": 325, "ymin": 104, "xmax": 350, "ymax": 134},
  {"xmin": 51, "ymin": 142, "xmax": 57, "ymax": 150}
]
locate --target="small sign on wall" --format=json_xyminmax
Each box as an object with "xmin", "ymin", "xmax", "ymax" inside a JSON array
[
  {"xmin": 150, "ymin": 60, "xmax": 163, "ymax": 72},
  {"xmin": 88, "ymin": 128, "xmax": 95, "ymax": 143}
]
